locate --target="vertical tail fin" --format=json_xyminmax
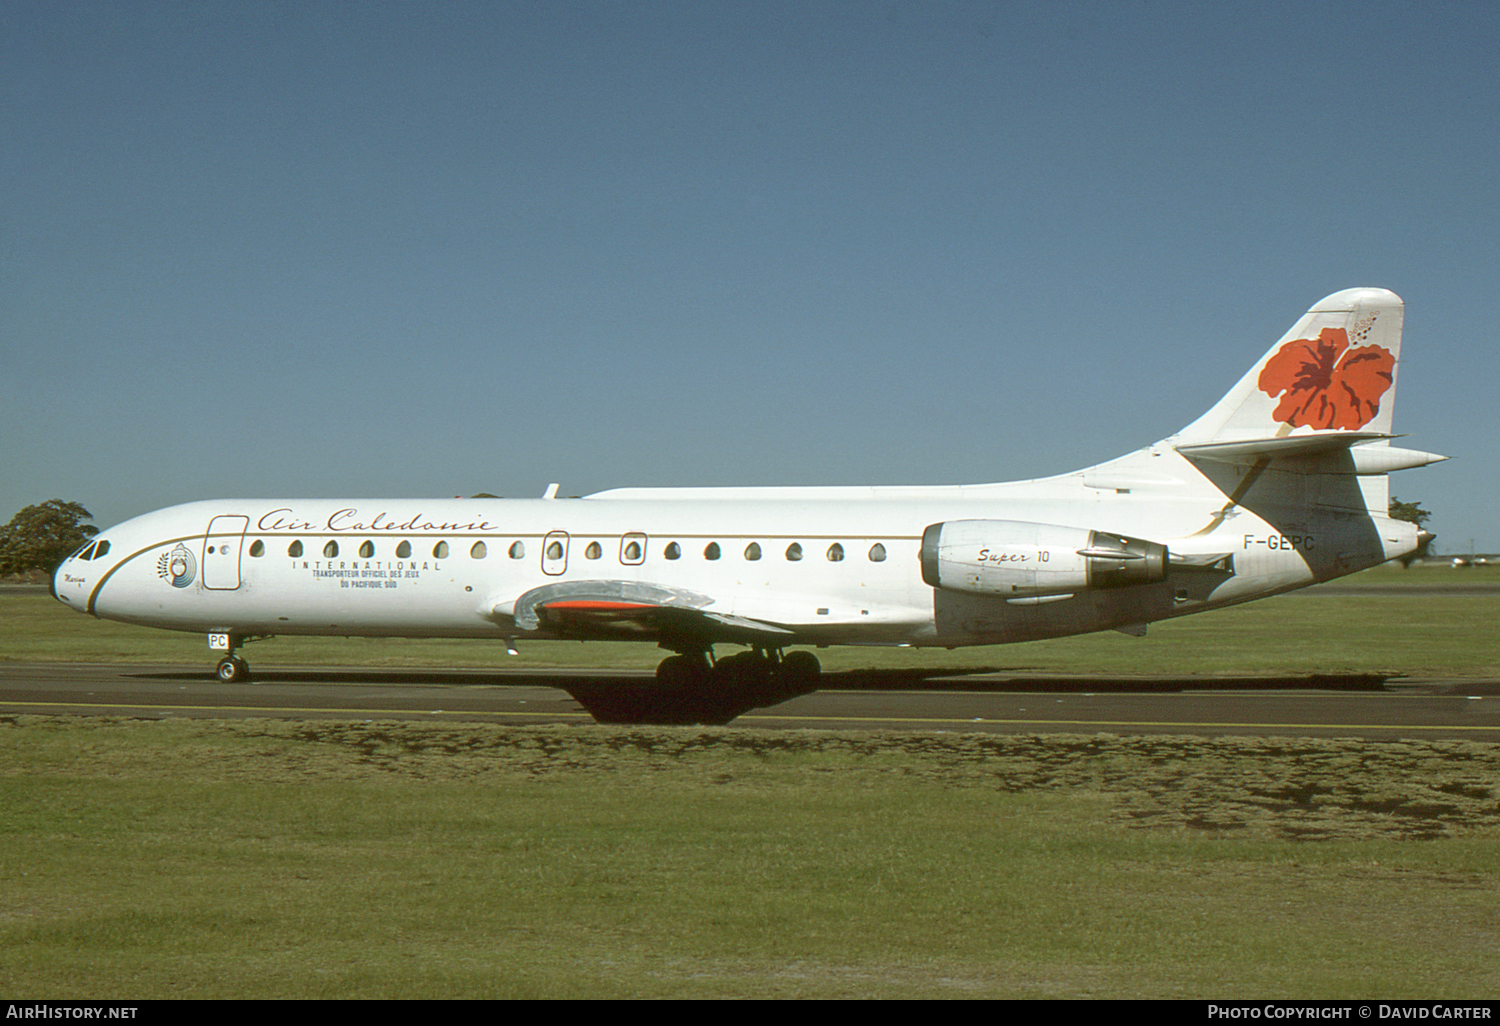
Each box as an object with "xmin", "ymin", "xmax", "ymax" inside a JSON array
[
  {"xmin": 1167, "ymin": 289, "xmax": 1447, "ymax": 534},
  {"xmin": 1172, "ymin": 288, "xmax": 1404, "ymax": 446}
]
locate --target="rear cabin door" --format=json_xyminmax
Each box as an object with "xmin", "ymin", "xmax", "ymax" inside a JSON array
[{"xmin": 203, "ymin": 515, "xmax": 249, "ymax": 590}]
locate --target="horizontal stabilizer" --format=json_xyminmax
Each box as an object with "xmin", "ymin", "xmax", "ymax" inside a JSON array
[
  {"xmin": 1178, "ymin": 432, "xmax": 1446, "ymax": 473},
  {"xmin": 1177, "ymin": 431, "xmax": 1394, "ymax": 463},
  {"xmin": 1345, "ymin": 446, "xmax": 1448, "ymax": 474}
]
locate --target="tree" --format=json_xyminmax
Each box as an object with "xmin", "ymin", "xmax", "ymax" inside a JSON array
[
  {"xmin": 0, "ymin": 500, "xmax": 99, "ymax": 576},
  {"xmin": 1388, "ymin": 496, "xmax": 1434, "ymax": 567},
  {"xmin": 1388, "ymin": 497, "xmax": 1432, "ymax": 528}
]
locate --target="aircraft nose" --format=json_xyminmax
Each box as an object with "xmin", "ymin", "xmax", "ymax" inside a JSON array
[{"xmin": 51, "ymin": 550, "xmax": 91, "ymax": 611}]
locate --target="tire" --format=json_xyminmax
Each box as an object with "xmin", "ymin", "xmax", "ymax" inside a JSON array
[
  {"xmin": 655, "ymin": 654, "xmax": 705, "ymax": 689},
  {"xmin": 216, "ymin": 657, "xmax": 248, "ymax": 683},
  {"xmin": 777, "ymin": 651, "xmax": 822, "ymax": 694}
]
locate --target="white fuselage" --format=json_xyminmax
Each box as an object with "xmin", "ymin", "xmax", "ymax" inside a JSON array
[{"xmin": 52, "ymin": 440, "xmax": 1416, "ymax": 651}]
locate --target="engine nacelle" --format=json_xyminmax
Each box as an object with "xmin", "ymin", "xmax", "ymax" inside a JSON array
[{"xmin": 920, "ymin": 520, "xmax": 1169, "ymax": 598}]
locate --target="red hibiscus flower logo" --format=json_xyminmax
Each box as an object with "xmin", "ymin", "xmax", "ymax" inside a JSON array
[{"xmin": 1257, "ymin": 327, "xmax": 1395, "ymax": 430}]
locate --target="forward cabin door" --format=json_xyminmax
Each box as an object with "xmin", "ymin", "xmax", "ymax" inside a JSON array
[{"xmin": 203, "ymin": 515, "xmax": 249, "ymax": 590}]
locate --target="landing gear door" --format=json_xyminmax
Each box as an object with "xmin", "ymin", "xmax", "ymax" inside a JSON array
[{"xmin": 203, "ymin": 515, "xmax": 249, "ymax": 590}]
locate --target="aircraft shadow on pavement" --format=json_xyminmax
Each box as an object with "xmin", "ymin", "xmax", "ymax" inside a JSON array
[{"xmin": 129, "ymin": 666, "xmax": 1398, "ymax": 694}]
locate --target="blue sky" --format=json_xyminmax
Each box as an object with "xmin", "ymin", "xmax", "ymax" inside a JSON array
[{"xmin": 4, "ymin": 1, "xmax": 1496, "ymax": 551}]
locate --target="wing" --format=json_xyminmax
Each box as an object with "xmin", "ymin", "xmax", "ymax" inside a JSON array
[{"xmin": 505, "ymin": 580, "xmax": 796, "ymax": 648}]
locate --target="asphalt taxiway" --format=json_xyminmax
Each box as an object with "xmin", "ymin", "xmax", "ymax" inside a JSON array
[{"xmin": 2, "ymin": 662, "xmax": 1498, "ymax": 740}]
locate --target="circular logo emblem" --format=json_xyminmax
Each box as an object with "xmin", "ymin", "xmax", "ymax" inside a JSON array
[{"xmin": 157, "ymin": 544, "xmax": 196, "ymax": 588}]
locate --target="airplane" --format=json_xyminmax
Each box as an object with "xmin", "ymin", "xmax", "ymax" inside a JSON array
[{"xmin": 51, "ymin": 288, "xmax": 1446, "ymax": 724}]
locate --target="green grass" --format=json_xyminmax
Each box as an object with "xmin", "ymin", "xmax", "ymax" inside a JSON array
[
  {"xmin": 5, "ymin": 716, "xmax": 1500, "ymax": 998},
  {"xmin": 1311, "ymin": 561, "xmax": 1500, "ymax": 589}
]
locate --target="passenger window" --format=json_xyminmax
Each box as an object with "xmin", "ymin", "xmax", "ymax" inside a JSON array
[
  {"xmin": 785, "ymin": 542, "xmax": 803, "ymax": 561},
  {"xmin": 509, "ymin": 541, "xmax": 525, "ymax": 559},
  {"xmin": 249, "ymin": 540, "xmax": 265, "ymax": 558},
  {"xmin": 471, "ymin": 541, "xmax": 487, "ymax": 559},
  {"xmin": 434, "ymin": 541, "xmax": 449, "ymax": 559},
  {"xmin": 324, "ymin": 540, "xmax": 339, "ymax": 558},
  {"xmin": 664, "ymin": 542, "xmax": 681, "ymax": 560},
  {"xmin": 744, "ymin": 542, "xmax": 761, "ymax": 561},
  {"xmin": 868, "ymin": 543, "xmax": 887, "ymax": 562},
  {"xmin": 396, "ymin": 541, "xmax": 411, "ymax": 559},
  {"xmin": 585, "ymin": 541, "xmax": 602, "ymax": 560},
  {"xmin": 623, "ymin": 540, "xmax": 641, "ymax": 562},
  {"xmin": 359, "ymin": 541, "xmax": 374, "ymax": 559},
  {"xmin": 704, "ymin": 542, "xmax": 721, "ymax": 560},
  {"xmin": 827, "ymin": 543, "xmax": 844, "ymax": 562},
  {"xmin": 620, "ymin": 533, "xmax": 646, "ymax": 565},
  {"xmin": 547, "ymin": 540, "xmax": 564, "ymax": 560},
  {"xmin": 288, "ymin": 540, "xmax": 303, "ymax": 558}
]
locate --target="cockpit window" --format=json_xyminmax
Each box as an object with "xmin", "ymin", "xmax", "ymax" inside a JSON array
[
  {"xmin": 91, "ymin": 540, "xmax": 110, "ymax": 560},
  {"xmin": 74, "ymin": 542, "xmax": 97, "ymax": 561}
]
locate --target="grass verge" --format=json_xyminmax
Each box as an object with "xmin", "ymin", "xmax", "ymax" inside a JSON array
[{"xmin": 4, "ymin": 716, "xmax": 1500, "ymax": 998}]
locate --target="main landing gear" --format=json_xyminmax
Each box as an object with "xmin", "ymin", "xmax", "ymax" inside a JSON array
[{"xmin": 566, "ymin": 646, "xmax": 822, "ymax": 725}]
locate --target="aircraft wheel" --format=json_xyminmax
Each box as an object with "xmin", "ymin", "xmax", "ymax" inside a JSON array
[
  {"xmin": 776, "ymin": 651, "xmax": 822, "ymax": 695},
  {"xmin": 215, "ymin": 657, "xmax": 249, "ymax": 683},
  {"xmin": 655, "ymin": 654, "xmax": 706, "ymax": 689},
  {"xmin": 713, "ymin": 651, "xmax": 786, "ymax": 707},
  {"xmin": 712, "ymin": 651, "xmax": 771, "ymax": 691}
]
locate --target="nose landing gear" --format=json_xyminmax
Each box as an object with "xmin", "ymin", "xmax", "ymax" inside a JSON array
[{"xmin": 209, "ymin": 633, "xmax": 263, "ymax": 683}]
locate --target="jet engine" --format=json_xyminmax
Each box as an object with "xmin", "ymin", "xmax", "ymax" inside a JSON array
[{"xmin": 920, "ymin": 520, "xmax": 1168, "ymax": 598}]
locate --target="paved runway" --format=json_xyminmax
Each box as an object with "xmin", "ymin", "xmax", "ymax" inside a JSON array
[{"xmin": 3, "ymin": 662, "xmax": 1498, "ymax": 740}]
